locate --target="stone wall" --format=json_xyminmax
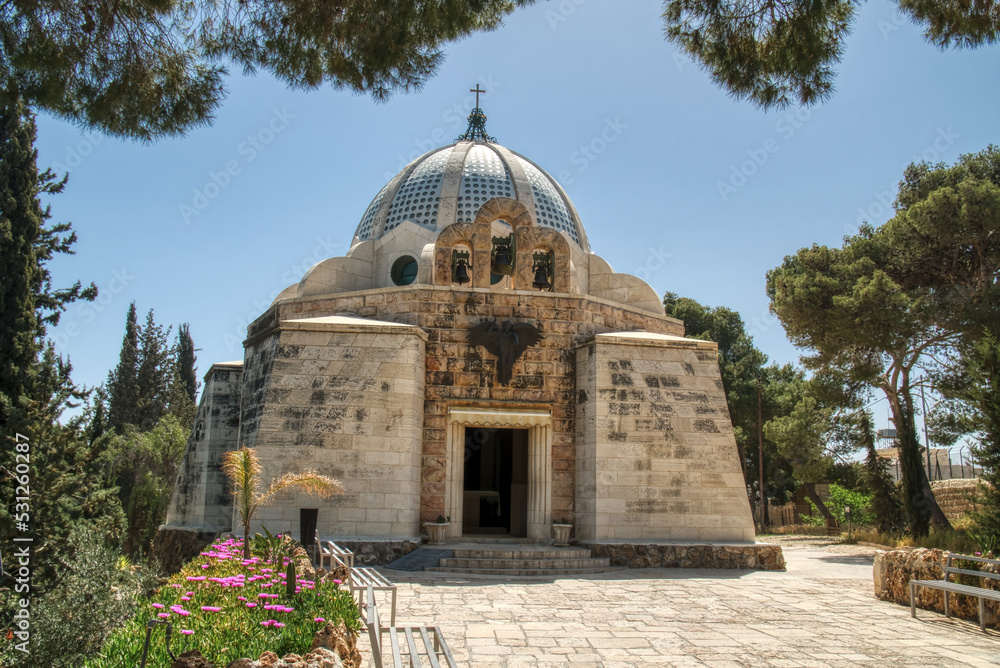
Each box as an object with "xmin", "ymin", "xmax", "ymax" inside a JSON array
[
  {"xmin": 575, "ymin": 332, "xmax": 755, "ymax": 542},
  {"xmin": 164, "ymin": 363, "xmax": 243, "ymax": 531},
  {"xmin": 241, "ymin": 316, "xmax": 427, "ymax": 538},
  {"xmin": 332, "ymin": 540, "xmax": 421, "ymax": 566},
  {"xmin": 151, "ymin": 527, "xmax": 220, "ymax": 576},
  {"xmin": 873, "ymin": 548, "xmax": 999, "ymax": 628},
  {"xmin": 250, "ymin": 285, "xmax": 686, "ymax": 526},
  {"xmin": 588, "ymin": 542, "xmax": 784, "ymax": 570},
  {"xmin": 930, "ymin": 479, "xmax": 984, "ymax": 521}
]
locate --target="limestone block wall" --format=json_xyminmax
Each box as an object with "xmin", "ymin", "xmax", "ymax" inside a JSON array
[
  {"xmin": 239, "ymin": 316, "xmax": 427, "ymax": 538},
  {"xmin": 575, "ymin": 332, "xmax": 754, "ymax": 542},
  {"xmin": 164, "ymin": 362, "xmax": 243, "ymax": 531},
  {"xmin": 249, "ymin": 285, "xmax": 685, "ymax": 525},
  {"xmin": 930, "ymin": 479, "xmax": 985, "ymax": 521}
]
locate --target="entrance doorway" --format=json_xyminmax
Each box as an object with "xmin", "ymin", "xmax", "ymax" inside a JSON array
[{"xmin": 462, "ymin": 428, "xmax": 528, "ymax": 537}]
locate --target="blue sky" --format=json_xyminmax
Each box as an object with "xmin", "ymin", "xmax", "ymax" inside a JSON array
[{"xmin": 38, "ymin": 1, "xmax": 997, "ymax": 442}]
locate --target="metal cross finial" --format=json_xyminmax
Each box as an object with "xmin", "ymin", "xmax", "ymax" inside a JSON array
[{"xmin": 470, "ymin": 84, "xmax": 486, "ymax": 108}]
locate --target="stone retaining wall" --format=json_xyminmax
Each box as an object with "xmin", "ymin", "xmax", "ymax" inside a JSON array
[
  {"xmin": 587, "ymin": 543, "xmax": 785, "ymax": 570},
  {"xmin": 873, "ymin": 548, "xmax": 999, "ymax": 628},
  {"xmin": 930, "ymin": 479, "xmax": 984, "ymax": 521},
  {"xmin": 152, "ymin": 527, "xmax": 221, "ymax": 576},
  {"xmin": 332, "ymin": 539, "xmax": 421, "ymax": 566}
]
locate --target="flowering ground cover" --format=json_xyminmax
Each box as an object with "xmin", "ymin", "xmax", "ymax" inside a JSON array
[{"xmin": 85, "ymin": 537, "xmax": 361, "ymax": 666}]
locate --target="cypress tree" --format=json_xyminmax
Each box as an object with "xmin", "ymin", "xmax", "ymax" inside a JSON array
[
  {"xmin": 135, "ymin": 308, "xmax": 171, "ymax": 431},
  {"xmin": 176, "ymin": 322, "xmax": 198, "ymax": 403},
  {"xmin": 0, "ymin": 96, "xmax": 94, "ymax": 428},
  {"xmin": 859, "ymin": 412, "xmax": 904, "ymax": 534},
  {"xmin": 0, "ymin": 97, "xmax": 120, "ymax": 593},
  {"xmin": 106, "ymin": 302, "xmax": 140, "ymax": 433}
]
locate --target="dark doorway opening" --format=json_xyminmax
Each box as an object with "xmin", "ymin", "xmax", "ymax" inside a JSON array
[
  {"xmin": 300, "ymin": 508, "xmax": 318, "ymax": 549},
  {"xmin": 463, "ymin": 427, "xmax": 528, "ymax": 537}
]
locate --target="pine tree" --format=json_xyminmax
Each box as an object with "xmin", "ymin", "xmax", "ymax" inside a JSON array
[{"xmin": 105, "ymin": 302, "xmax": 140, "ymax": 433}]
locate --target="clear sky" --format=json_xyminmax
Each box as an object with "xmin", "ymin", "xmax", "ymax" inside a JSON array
[{"xmin": 37, "ymin": 0, "xmax": 997, "ymax": 445}]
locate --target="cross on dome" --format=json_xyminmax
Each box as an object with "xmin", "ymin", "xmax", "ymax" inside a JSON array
[{"xmin": 456, "ymin": 84, "xmax": 497, "ymax": 143}]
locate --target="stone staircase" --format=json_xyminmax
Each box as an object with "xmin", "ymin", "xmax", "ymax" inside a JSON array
[{"xmin": 423, "ymin": 544, "xmax": 618, "ymax": 576}]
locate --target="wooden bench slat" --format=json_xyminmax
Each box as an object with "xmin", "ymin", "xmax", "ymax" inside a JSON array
[
  {"xmin": 388, "ymin": 627, "xmax": 404, "ymax": 668},
  {"xmin": 435, "ymin": 627, "xmax": 458, "ymax": 668},
  {"xmin": 404, "ymin": 626, "xmax": 421, "ymax": 667},
  {"xmin": 946, "ymin": 566, "xmax": 1000, "ymax": 581},
  {"xmin": 362, "ymin": 579, "xmax": 456, "ymax": 667},
  {"xmin": 910, "ymin": 552, "xmax": 1000, "ymax": 633},
  {"xmin": 420, "ymin": 626, "xmax": 441, "ymax": 668},
  {"xmin": 911, "ymin": 580, "xmax": 1000, "ymax": 600}
]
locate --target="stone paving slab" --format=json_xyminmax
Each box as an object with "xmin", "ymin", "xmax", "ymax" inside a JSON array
[{"xmin": 363, "ymin": 537, "xmax": 1000, "ymax": 667}]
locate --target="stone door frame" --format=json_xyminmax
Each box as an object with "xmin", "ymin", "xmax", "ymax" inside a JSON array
[{"xmin": 446, "ymin": 408, "xmax": 552, "ymax": 541}]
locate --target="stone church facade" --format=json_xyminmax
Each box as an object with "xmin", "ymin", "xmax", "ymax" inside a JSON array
[{"xmin": 163, "ymin": 109, "xmax": 756, "ymax": 548}]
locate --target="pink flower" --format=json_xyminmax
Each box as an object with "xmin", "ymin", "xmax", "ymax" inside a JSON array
[
  {"xmin": 314, "ymin": 618, "xmax": 325, "ymax": 623},
  {"xmin": 186, "ymin": 576, "xmax": 206, "ymax": 581},
  {"xmin": 151, "ymin": 603, "xmax": 164, "ymax": 609},
  {"xmin": 181, "ymin": 597, "xmax": 190, "ymax": 601},
  {"xmin": 273, "ymin": 622, "xmax": 285, "ymax": 628},
  {"xmin": 158, "ymin": 613, "xmax": 170, "ymax": 619},
  {"xmin": 170, "ymin": 606, "xmax": 191, "ymax": 617},
  {"xmin": 246, "ymin": 602, "xmax": 257, "ymax": 608},
  {"xmin": 180, "ymin": 630, "xmax": 194, "ymax": 635},
  {"xmin": 201, "ymin": 606, "xmax": 222, "ymax": 612}
]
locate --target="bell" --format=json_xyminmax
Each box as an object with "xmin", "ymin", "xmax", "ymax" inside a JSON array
[
  {"xmin": 454, "ymin": 260, "xmax": 471, "ymax": 285},
  {"xmin": 532, "ymin": 265, "xmax": 551, "ymax": 290},
  {"xmin": 492, "ymin": 250, "xmax": 513, "ymax": 276}
]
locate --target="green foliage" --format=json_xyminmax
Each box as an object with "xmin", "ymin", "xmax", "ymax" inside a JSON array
[
  {"xmin": 99, "ymin": 415, "xmax": 188, "ymax": 556},
  {"xmin": 764, "ymin": 393, "xmax": 832, "ymax": 484},
  {"xmin": 762, "ymin": 147, "xmax": 1000, "ymax": 535},
  {"xmin": 0, "ymin": 97, "xmax": 124, "ymax": 595},
  {"xmin": 249, "ymin": 526, "xmax": 297, "ymax": 567},
  {"xmin": 0, "ymin": 95, "xmax": 95, "ymax": 428},
  {"xmin": 663, "ymin": 1, "xmax": 998, "ymax": 111},
  {"xmin": 0, "ymin": 527, "xmax": 158, "ymax": 667},
  {"xmin": 175, "ymin": 323, "xmax": 199, "ymax": 403},
  {"xmin": 0, "ymin": 1, "xmax": 536, "ymax": 140},
  {"xmin": 83, "ymin": 537, "xmax": 361, "ymax": 667},
  {"xmin": 105, "ymin": 302, "xmax": 140, "ymax": 433},
  {"xmin": 963, "ymin": 331, "xmax": 1000, "ymax": 543}
]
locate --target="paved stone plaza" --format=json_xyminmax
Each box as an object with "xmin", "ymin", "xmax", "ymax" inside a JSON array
[{"xmin": 373, "ymin": 537, "xmax": 1000, "ymax": 667}]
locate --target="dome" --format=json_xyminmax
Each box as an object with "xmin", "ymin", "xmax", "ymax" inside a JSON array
[{"xmin": 353, "ymin": 130, "xmax": 590, "ymax": 252}]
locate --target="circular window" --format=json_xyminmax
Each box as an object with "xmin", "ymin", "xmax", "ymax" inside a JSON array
[{"xmin": 391, "ymin": 256, "xmax": 418, "ymax": 286}]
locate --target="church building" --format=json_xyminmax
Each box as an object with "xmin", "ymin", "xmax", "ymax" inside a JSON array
[{"xmin": 163, "ymin": 102, "xmax": 756, "ymax": 551}]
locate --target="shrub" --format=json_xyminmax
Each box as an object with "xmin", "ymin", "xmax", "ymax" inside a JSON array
[
  {"xmin": 83, "ymin": 536, "xmax": 360, "ymax": 667},
  {"xmin": 0, "ymin": 526, "xmax": 160, "ymax": 668}
]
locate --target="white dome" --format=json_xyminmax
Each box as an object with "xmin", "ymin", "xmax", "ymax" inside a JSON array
[{"xmin": 353, "ymin": 139, "xmax": 590, "ymax": 252}]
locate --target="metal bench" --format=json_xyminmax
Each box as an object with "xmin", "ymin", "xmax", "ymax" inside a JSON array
[
  {"xmin": 910, "ymin": 552, "xmax": 1000, "ymax": 632},
  {"xmin": 314, "ymin": 531, "xmax": 354, "ymax": 570},
  {"xmin": 351, "ymin": 566, "xmax": 398, "ymax": 626},
  {"xmin": 365, "ymin": 585, "xmax": 456, "ymax": 668}
]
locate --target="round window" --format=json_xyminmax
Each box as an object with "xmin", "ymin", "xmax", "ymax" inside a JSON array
[{"xmin": 391, "ymin": 256, "xmax": 418, "ymax": 286}]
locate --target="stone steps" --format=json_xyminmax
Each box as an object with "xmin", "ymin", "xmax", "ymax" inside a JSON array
[
  {"xmin": 450, "ymin": 547, "xmax": 593, "ymax": 560},
  {"xmin": 424, "ymin": 565, "xmax": 620, "ymax": 576},
  {"xmin": 437, "ymin": 556, "xmax": 610, "ymax": 570},
  {"xmin": 426, "ymin": 544, "xmax": 616, "ymax": 576}
]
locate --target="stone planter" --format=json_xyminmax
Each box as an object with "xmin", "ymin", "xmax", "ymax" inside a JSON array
[
  {"xmin": 426, "ymin": 523, "xmax": 450, "ymax": 545},
  {"xmin": 553, "ymin": 524, "xmax": 573, "ymax": 547}
]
